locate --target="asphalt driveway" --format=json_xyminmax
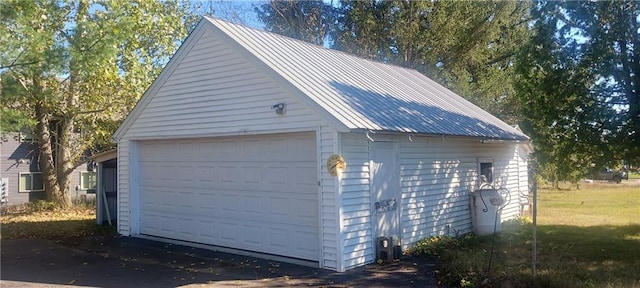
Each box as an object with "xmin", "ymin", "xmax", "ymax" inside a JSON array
[{"xmin": 1, "ymin": 235, "xmax": 438, "ymax": 287}]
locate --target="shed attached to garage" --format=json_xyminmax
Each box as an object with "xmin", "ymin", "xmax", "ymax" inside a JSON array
[{"xmin": 113, "ymin": 16, "xmax": 530, "ymax": 272}]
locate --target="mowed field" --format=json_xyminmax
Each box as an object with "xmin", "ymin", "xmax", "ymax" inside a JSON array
[
  {"xmin": 537, "ymin": 180, "xmax": 640, "ymax": 226},
  {"xmin": 532, "ymin": 180, "xmax": 640, "ymax": 287}
]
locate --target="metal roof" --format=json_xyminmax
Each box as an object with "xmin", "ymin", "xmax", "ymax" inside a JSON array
[{"xmin": 205, "ymin": 17, "xmax": 528, "ymax": 141}]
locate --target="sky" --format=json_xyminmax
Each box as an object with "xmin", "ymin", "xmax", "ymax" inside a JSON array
[{"xmin": 196, "ymin": 0, "xmax": 266, "ymax": 28}]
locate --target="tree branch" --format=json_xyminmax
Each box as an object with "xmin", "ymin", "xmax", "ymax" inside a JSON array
[
  {"xmin": 76, "ymin": 108, "xmax": 107, "ymax": 115},
  {"xmin": 0, "ymin": 61, "xmax": 43, "ymax": 70}
]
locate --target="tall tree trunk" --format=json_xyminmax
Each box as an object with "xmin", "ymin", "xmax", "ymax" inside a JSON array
[
  {"xmin": 35, "ymin": 101, "xmax": 71, "ymax": 208},
  {"xmin": 55, "ymin": 117, "xmax": 74, "ymax": 207}
]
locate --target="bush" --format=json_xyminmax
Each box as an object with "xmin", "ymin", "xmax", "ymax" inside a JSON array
[
  {"xmin": 29, "ymin": 200, "xmax": 58, "ymax": 212},
  {"xmin": 408, "ymin": 234, "xmax": 486, "ymax": 287},
  {"xmin": 408, "ymin": 221, "xmax": 544, "ymax": 288},
  {"xmin": 408, "ymin": 235, "xmax": 465, "ymax": 257}
]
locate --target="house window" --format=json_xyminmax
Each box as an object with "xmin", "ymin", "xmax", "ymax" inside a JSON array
[
  {"xmin": 19, "ymin": 129, "xmax": 35, "ymax": 142},
  {"xmin": 478, "ymin": 159, "xmax": 494, "ymax": 184},
  {"xmin": 80, "ymin": 171, "xmax": 97, "ymax": 191},
  {"xmin": 19, "ymin": 172, "xmax": 44, "ymax": 192}
]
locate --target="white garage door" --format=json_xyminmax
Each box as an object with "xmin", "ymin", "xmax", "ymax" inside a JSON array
[{"xmin": 137, "ymin": 132, "xmax": 319, "ymax": 261}]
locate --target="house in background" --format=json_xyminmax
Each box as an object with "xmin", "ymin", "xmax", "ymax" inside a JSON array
[
  {"xmin": 1, "ymin": 131, "xmax": 94, "ymax": 206},
  {"xmin": 113, "ymin": 17, "xmax": 531, "ymax": 272}
]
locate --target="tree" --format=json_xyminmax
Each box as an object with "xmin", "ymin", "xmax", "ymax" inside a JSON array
[
  {"xmin": 0, "ymin": 0, "xmax": 199, "ymax": 208},
  {"xmin": 257, "ymin": 0, "xmax": 531, "ymax": 123},
  {"xmin": 329, "ymin": 1, "xmax": 532, "ymax": 121},
  {"xmin": 515, "ymin": 1, "xmax": 639, "ymax": 184},
  {"xmin": 562, "ymin": 1, "xmax": 640, "ymax": 164},
  {"xmin": 255, "ymin": 0, "xmax": 336, "ymax": 46},
  {"xmin": 514, "ymin": 7, "xmax": 605, "ymax": 187}
]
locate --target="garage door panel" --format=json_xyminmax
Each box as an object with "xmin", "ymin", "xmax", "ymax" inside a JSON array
[
  {"xmin": 139, "ymin": 132, "xmax": 319, "ymax": 261},
  {"xmin": 242, "ymin": 225, "xmax": 264, "ymax": 249},
  {"xmin": 266, "ymin": 227, "xmax": 290, "ymax": 250},
  {"xmin": 220, "ymin": 222, "xmax": 239, "ymax": 244},
  {"xmin": 296, "ymin": 199, "xmax": 319, "ymax": 220},
  {"xmin": 177, "ymin": 217, "xmax": 196, "ymax": 238},
  {"xmin": 140, "ymin": 213, "xmax": 160, "ymax": 234},
  {"xmin": 197, "ymin": 220, "xmax": 215, "ymax": 240}
]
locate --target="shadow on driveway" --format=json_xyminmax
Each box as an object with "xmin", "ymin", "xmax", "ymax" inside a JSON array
[{"xmin": 1, "ymin": 235, "xmax": 438, "ymax": 287}]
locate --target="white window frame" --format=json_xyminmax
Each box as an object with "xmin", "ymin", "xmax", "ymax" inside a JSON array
[
  {"xmin": 18, "ymin": 172, "xmax": 44, "ymax": 193},
  {"xmin": 79, "ymin": 171, "xmax": 97, "ymax": 191},
  {"xmin": 19, "ymin": 130, "xmax": 35, "ymax": 143},
  {"xmin": 478, "ymin": 158, "xmax": 495, "ymax": 185}
]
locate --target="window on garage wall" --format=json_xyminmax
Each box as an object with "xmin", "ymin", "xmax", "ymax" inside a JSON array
[{"xmin": 478, "ymin": 158, "xmax": 494, "ymax": 184}]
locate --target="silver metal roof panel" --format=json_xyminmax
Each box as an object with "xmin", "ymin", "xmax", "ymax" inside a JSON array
[{"xmin": 206, "ymin": 17, "xmax": 528, "ymax": 141}]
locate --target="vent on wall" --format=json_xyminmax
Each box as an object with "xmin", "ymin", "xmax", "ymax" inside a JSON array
[{"xmin": 1, "ymin": 178, "xmax": 8, "ymax": 204}]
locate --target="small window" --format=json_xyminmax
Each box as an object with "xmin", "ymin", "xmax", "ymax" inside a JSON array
[
  {"xmin": 19, "ymin": 172, "xmax": 44, "ymax": 192},
  {"xmin": 19, "ymin": 129, "xmax": 35, "ymax": 143},
  {"xmin": 80, "ymin": 171, "xmax": 97, "ymax": 191},
  {"xmin": 478, "ymin": 159, "xmax": 494, "ymax": 184}
]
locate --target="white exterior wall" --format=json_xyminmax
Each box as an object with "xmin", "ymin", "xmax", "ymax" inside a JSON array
[
  {"xmin": 318, "ymin": 128, "xmax": 340, "ymax": 270},
  {"xmin": 338, "ymin": 133, "xmax": 529, "ymax": 269},
  {"xmin": 398, "ymin": 136, "xmax": 527, "ymax": 246},
  {"xmin": 340, "ymin": 133, "xmax": 374, "ymax": 270},
  {"xmin": 114, "ymin": 18, "xmax": 530, "ymax": 272},
  {"xmin": 117, "ymin": 141, "xmax": 130, "ymax": 235},
  {"xmin": 123, "ymin": 27, "xmax": 322, "ymax": 140},
  {"xmin": 116, "ymin": 23, "xmax": 342, "ymax": 270}
]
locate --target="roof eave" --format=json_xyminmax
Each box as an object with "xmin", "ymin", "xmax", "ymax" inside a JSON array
[{"xmin": 348, "ymin": 128, "xmax": 530, "ymax": 143}]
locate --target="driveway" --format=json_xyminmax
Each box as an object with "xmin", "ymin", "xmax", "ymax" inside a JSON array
[{"xmin": 1, "ymin": 235, "xmax": 438, "ymax": 287}]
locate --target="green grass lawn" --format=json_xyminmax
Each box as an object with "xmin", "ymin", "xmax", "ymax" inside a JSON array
[
  {"xmin": 534, "ymin": 183, "xmax": 640, "ymax": 287},
  {"xmin": 410, "ymin": 182, "xmax": 640, "ymax": 288},
  {"xmin": 538, "ymin": 183, "xmax": 640, "ymax": 226}
]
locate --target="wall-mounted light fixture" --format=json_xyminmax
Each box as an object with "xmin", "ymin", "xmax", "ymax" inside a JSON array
[{"xmin": 272, "ymin": 102, "xmax": 286, "ymax": 115}]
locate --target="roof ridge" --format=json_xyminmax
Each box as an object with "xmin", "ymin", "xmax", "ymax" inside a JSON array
[{"xmin": 202, "ymin": 16, "xmax": 426, "ymax": 75}]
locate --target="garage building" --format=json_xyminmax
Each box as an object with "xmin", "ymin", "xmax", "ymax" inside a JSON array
[{"xmin": 113, "ymin": 16, "xmax": 530, "ymax": 272}]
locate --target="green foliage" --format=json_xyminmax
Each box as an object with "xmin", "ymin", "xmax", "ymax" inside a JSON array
[
  {"xmin": 0, "ymin": 0, "xmax": 199, "ymax": 206},
  {"xmin": 255, "ymin": 0, "xmax": 335, "ymax": 46},
  {"xmin": 0, "ymin": 106, "xmax": 35, "ymax": 136},
  {"xmin": 515, "ymin": 1, "xmax": 640, "ymax": 182},
  {"xmin": 409, "ymin": 234, "xmax": 488, "ymax": 287},
  {"xmin": 27, "ymin": 200, "xmax": 58, "ymax": 213},
  {"xmin": 561, "ymin": 1, "xmax": 640, "ymax": 164},
  {"xmin": 408, "ymin": 235, "xmax": 465, "ymax": 257},
  {"xmin": 336, "ymin": 1, "xmax": 531, "ymax": 122}
]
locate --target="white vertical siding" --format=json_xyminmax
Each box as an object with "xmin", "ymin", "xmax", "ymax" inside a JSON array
[
  {"xmin": 399, "ymin": 137, "xmax": 478, "ymax": 245},
  {"xmin": 117, "ymin": 24, "xmax": 330, "ymax": 239},
  {"xmin": 340, "ymin": 133, "xmax": 374, "ymax": 270},
  {"xmin": 496, "ymin": 144, "xmax": 530, "ymax": 220},
  {"xmin": 122, "ymin": 28, "xmax": 323, "ymax": 140},
  {"xmin": 318, "ymin": 126, "xmax": 340, "ymax": 270},
  {"xmin": 117, "ymin": 141, "xmax": 130, "ymax": 235},
  {"xmin": 398, "ymin": 136, "xmax": 528, "ymax": 248},
  {"xmin": 516, "ymin": 145, "xmax": 530, "ymax": 213},
  {"xmin": 337, "ymin": 133, "xmax": 529, "ymax": 262},
  {"xmin": 113, "ymin": 16, "xmax": 531, "ymax": 271}
]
